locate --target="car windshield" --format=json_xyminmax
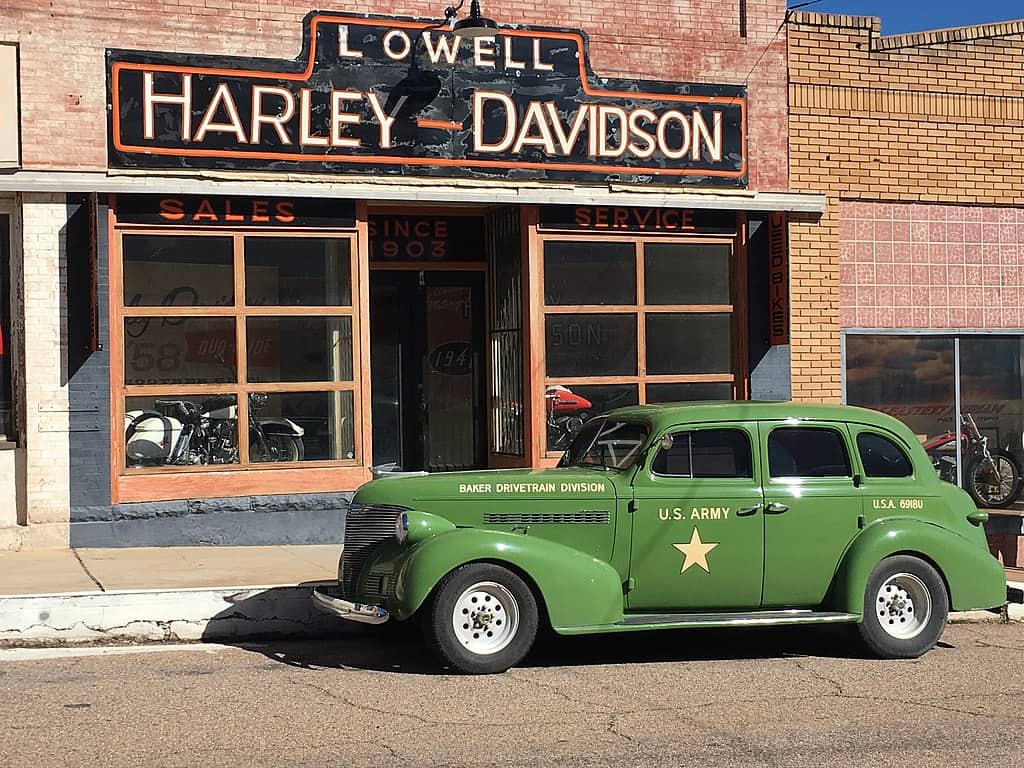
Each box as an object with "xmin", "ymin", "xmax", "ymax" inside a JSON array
[{"xmin": 559, "ymin": 418, "xmax": 650, "ymax": 471}]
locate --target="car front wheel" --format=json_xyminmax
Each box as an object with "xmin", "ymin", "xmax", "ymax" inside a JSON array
[
  {"xmin": 857, "ymin": 555, "xmax": 948, "ymax": 659},
  {"xmin": 423, "ymin": 563, "xmax": 539, "ymax": 674}
]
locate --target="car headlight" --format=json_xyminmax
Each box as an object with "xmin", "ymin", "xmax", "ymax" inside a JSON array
[{"xmin": 394, "ymin": 511, "xmax": 409, "ymax": 544}]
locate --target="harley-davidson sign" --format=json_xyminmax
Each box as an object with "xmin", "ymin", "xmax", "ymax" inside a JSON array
[{"xmin": 107, "ymin": 11, "xmax": 747, "ymax": 185}]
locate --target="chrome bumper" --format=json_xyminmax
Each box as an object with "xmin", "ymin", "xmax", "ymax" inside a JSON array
[{"xmin": 312, "ymin": 587, "xmax": 390, "ymax": 625}]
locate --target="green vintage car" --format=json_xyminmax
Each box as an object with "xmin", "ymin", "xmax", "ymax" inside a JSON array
[{"xmin": 313, "ymin": 402, "xmax": 1009, "ymax": 674}]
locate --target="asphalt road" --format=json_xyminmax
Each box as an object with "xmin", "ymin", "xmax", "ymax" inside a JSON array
[{"xmin": 1, "ymin": 621, "xmax": 1023, "ymax": 768}]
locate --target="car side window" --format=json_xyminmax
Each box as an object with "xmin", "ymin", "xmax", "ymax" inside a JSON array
[
  {"xmin": 768, "ymin": 427, "xmax": 851, "ymax": 478},
  {"xmin": 652, "ymin": 428, "xmax": 753, "ymax": 478},
  {"xmin": 856, "ymin": 432, "xmax": 913, "ymax": 478}
]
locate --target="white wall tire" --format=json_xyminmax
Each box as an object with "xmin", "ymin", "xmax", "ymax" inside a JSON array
[
  {"xmin": 857, "ymin": 555, "xmax": 948, "ymax": 659},
  {"xmin": 424, "ymin": 563, "xmax": 539, "ymax": 674}
]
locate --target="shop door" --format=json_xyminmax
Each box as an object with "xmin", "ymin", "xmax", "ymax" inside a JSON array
[{"xmin": 370, "ymin": 270, "xmax": 486, "ymax": 472}]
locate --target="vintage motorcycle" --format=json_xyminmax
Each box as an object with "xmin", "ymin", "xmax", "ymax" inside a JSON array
[
  {"xmin": 923, "ymin": 412, "xmax": 1022, "ymax": 508},
  {"xmin": 124, "ymin": 392, "xmax": 305, "ymax": 466},
  {"xmin": 545, "ymin": 385, "xmax": 593, "ymax": 450}
]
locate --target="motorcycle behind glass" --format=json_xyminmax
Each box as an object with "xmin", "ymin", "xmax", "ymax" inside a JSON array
[
  {"xmin": 923, "ymin": 412, "xmax": 1022, "ymax": 509},
  {"xmin": 124, "ymin": 393, "xmax": 305, "ymax": 466}
]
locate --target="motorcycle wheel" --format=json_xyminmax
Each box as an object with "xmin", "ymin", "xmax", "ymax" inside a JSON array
[
  {"xmin": 255, "ymin": 434, "xmax": 304, "ymax": 463},
  {"xmin": 966, "ymin": 450, "xmax": 1021, "ymax": 509}
]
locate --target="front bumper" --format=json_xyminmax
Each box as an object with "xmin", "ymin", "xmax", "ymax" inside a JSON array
[{"xmin": 312, "ymin": 587, "xmax": 390, "ymax": 625}]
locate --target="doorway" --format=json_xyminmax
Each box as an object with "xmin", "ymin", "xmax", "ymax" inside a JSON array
[{"xmin": 370, "ymin": 270, "xmax": 486, "ymax": 472}]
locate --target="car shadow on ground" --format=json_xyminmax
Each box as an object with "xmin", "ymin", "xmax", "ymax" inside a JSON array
[{"xmin": 227, "ymin": 621, "xmax": 912, "ymax": 676}]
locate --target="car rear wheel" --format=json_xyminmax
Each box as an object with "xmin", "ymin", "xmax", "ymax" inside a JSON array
[
  {"xmin": 857, "ymin": 555, "xmax": 948, "ymax": 659},
  {"xmin": 423, "ymin": 563, "xmax": 538, "ymax": 674}
]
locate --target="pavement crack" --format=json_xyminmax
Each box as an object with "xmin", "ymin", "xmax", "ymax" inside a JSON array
[
  {"xmin": 512, "ymin": 674, "xmax": 615, "ymax": 712},
  {"xmin": 71, "ymin": 549, "xmax": 105, "ymax": 592},
  {"xmin": 791, "ymin": 659, "xmax": 846, "ymax": 695},
  {"xmin": 606, "ymin": 713, "xmax": 636, "ymax": 743}
]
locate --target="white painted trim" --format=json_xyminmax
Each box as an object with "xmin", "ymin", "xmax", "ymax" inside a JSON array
[{"xmin": 0, "ymin": 170, "xmax": 828, "ymax": 213}]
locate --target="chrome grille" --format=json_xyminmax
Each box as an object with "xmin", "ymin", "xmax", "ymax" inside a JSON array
[
  {"xmin": 341, "ymin": 503, "xmax": 406, "ymax": 599},
  {"xmin": 482, "ymin": 511, "xmax": 611, "ymax": 525}
]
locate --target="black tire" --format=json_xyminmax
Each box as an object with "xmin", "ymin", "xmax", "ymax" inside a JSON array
[
  {"xmin": 966, "ymin": 450, "xmax": 1021, "ymax": 509},
  {"xmin": 254, "ymin": 433, "xmax": 304, "ymax": 463},
  {"xmin": 857, "ymin": 555, "xmax": 948, "ymax": 659},
  {"xmin": 422, "ymin": 562, "xmax": 539, "ymax": 674}
]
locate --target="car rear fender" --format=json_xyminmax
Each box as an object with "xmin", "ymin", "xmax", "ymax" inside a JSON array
[
  {"xmin": 826, "ymin": 518, "xmax": 1006, "ymax": 614},
  {"xmin": 391, "ymin": 528, "xmax": 624, "ymax": 628}
]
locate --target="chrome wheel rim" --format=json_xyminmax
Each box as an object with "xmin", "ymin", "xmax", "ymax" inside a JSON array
[
  {"xmin": 876, "ymin": 573, "xmax": 931, "ymax": 639},
  {"xmin": 452, "ymin": 581, "xmax": 519, "ymax": 655}
]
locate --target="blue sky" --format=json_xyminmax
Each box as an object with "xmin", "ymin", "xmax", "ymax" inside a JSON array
[{"xmin": 788, "ymin": 0, "xmax": 1024, "ymax": 34}]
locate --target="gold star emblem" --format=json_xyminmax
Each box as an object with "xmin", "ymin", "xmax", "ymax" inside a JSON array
[{"xmin": 672, "ymin": 528, "xmax": 719, "ymax": 574}]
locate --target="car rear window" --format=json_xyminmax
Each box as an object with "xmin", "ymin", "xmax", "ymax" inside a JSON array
[
  {"xmin": 857, "ymin": 432, "xmax": 913, "ymax": 478},
  {"xmin": 768, "ymin": 427, "xmax": 851, "ymax": 478}
]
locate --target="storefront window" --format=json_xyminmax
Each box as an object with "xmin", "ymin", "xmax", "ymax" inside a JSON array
[
  {"xmin": 846, "ymin": 332, "xmax": 1024, "ymax": 510},
  {"xmin": 118, "ymin": 231, "xmax": 359, "ymax": 470},
  {"xmin": 542, "ymin": 237, "xmax": 737, "ymax": 452},
  {"xmin": 846, "ymin": 335, "xmax": 956, "ymax": 443}
]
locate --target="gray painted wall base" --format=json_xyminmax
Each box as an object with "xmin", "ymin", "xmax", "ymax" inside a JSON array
[{"xmin": 70, "ymin": 492, "xmax": 352, "ymax": 548}]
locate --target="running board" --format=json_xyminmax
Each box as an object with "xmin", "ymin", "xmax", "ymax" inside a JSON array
[{"xmin": 557, "ymin": 609, "xmax": 860, "ymax": 635}]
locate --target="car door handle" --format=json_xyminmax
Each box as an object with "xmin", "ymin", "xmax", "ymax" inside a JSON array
[
  {"xmin": 736, "ymin": 504, "xmax": 761, "ymax": 517},
  {"xmin": 764, "ymin": 502, "xmax": 789, "ymax": 514}
]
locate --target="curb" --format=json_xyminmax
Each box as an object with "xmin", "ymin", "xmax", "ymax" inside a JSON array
[
  {"xmin": 0, "ymin": 583, "xmax": 363, "ymax": 644},
  {"xmin": 0, "ymin": 584, "xmax": 1019, "ymax": 647}
]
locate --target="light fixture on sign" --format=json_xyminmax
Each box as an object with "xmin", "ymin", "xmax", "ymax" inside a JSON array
[{"xmin": 445, "ymin": 0, "xmax": 499, "ymax": 38}]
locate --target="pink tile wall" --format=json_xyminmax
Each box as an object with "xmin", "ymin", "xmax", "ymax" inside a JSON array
[{"xmin": 840, "ymin": 202, "xmax": 1024, "ymax": 329}]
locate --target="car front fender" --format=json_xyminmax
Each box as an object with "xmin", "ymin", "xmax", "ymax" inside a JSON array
[
  {"xmin": 389, "ymin": 528, "xmax": 625, "ymax": 630},
  {"xmin": 826, "ymin": 518, "xmax": 1006, "ymax": 615}
]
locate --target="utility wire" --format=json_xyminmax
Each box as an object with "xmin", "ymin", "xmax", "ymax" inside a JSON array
[{"xmin": 740, "ymin": 0, "xmax": 828, "ymax": 88}]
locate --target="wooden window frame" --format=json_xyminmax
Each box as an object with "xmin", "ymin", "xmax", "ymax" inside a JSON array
[
  {"xmin": 532, "ymin": 224, "xmax": 748, "ymax": 462},
  {"xmin": 109, "ymin": 209, "xmax": 371, "ymax": 503}
]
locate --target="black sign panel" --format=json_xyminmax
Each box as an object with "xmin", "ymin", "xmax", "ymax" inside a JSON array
[
  {"xmin": 115, "ymin": 194, "xmax": 356, "ymax": 228},
  {"xmin": 369, "ymin": 214, "xmax": 483, "ymax": 261},
  {"xmin": 538, "ymin": 205, "xmax": 737, "ymax": 234},
  {"xmin": 108, "ymin": 11, "xmax": 746, "ymax": 186}
]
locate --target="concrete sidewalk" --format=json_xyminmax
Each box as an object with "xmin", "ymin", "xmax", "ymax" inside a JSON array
[
  {"xmin": 0, "ymin": 545, "xmax": 1020, "ymax": 645},
  {"xmin": 0, "ymin": 545, "xmax": 340, "ymax": 595},
  {"xmin": 0, "ymin": 545, "xmax": 352, "ymax": 644}
]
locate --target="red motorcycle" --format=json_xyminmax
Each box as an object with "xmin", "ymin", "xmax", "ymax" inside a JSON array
[
  {"xmin": 546, "ymin": 385, "xmax": 593, "ymax": 450},
  {"xmin": 923, "ymin": 412, "xmax": 1021, "ymax": 508}
]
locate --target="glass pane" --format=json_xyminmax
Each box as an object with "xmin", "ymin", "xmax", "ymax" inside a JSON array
[
  {"xmin": 250, "ymin": 390, "xmax": 354, "ymax": 462},
  {"xmin": 123, "ymin": 235, "xmax": 233, "ymax": 307},
  {"xmin": 245, "ymin": 237, "xmax": 352, "ymax": 306},
  {"xmin": 645, "ymin": 313, "xmax": 731, "ymax": 375},
  {"xmin": 246, "ymin": 316, "xmax": 353, "ymax": 383},
  {"xmin": 653, "ymin": 429, "xmax": 753, "ymax": 478},
  {"xmin": 545, "ymin": 314, "xmax": 637, "ymax": 377},
  {"xmin": 857, "ymin": 432, "xmax": 912, "ymax": 478},
  {"xmin": 769, "ymin": 427, "xmax": 851, "ymax": 478},
  {"xmin": 845, "ymin": 335, "xmax": 955, "ymax": 450},
  {"xmin": 646, "ymin": 382, "xmax": 734, "ymax": 403},
  {"xmin": 123, "ymin": 317, "xmax": 236, "ymax": 385},
  {"xmin": 644, "ymin": 243, "xmax": 730, "ymax": 305},
  {"xmin": 545, "ymin": 383, "xmax": 637, "ymax": 451},
  {"xmin": 543, "ymin": 241, "xmax": 636, "ymax": 306},
  {"xmin": 959, "ymin": 336, "xmax": 1024, "ymax": 508},
  {"xmin": 124, "ymin": 393, "xmax": 238, "ymax": 467},
  {"xmin": 558, "ymin": 418, "xmax": 649, "ymax": 470}
]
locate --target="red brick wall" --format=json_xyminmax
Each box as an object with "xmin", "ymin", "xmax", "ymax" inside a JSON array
[{"xmin": 0, "ymin": 0, "xmax": 789, "ymax": 189}]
